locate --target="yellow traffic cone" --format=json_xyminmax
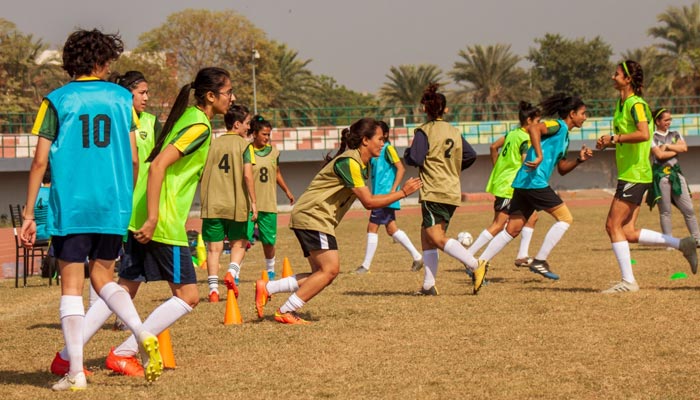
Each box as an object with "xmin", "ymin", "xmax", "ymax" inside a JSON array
[
  {"xmin": 157, "ymin": 329, "xmax": 176, "ymax": 369},
  {"xmin": 224, "ymin": 288, "xmax": 243, "ymax": 325},
  {"xmin": 196, "ymin": 233, "xmax": 207, "ymax": 269},
  {"xmin": 282, "ymin": 257, "xmax": 294, "ymax": 278},
  {"xmin": 261, "ymin": 269, "xmax": 269, "ymax": 282}
]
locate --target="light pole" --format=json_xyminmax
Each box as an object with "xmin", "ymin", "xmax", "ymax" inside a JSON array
[{"xmin": 252, "ymin": 48, "xmax": 260, "ymax": 115}]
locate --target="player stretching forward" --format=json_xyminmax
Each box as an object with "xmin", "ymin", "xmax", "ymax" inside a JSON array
[
  {"xmin": 255, "ymin": 118, "xmax": 422, "ymax": 324},
  {"xmin": 21, "ymin": 29, "xmax": 161, "ymax": 390},
  {"xmin": 355, "ymin": 120, "xmax": 422, "ymax": 274},
  {"xmin": 468, "ymin": 101, "xmax": 541, "ymax": 267},
  {"xmin": 468, "ymin": 93, "xmax": 592, "ymax": 281}
]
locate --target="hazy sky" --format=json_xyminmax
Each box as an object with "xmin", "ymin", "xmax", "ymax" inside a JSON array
[{"xmin": 2, "ymin": 0, "xmax": 689, "ymax": 93}]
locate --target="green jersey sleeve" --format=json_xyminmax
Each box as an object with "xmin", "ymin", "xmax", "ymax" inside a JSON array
[{"xmin": 333, "ymin": 157, "xmax": 366, "ymax": 188}]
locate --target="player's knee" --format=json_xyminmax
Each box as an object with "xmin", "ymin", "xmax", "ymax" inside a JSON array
[{"xmin": 552, "ymin": 206, "xmax": 573, "ymax": 225}]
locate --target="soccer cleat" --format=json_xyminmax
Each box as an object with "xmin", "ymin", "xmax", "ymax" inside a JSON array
[
  {"xmin": 208, "ymin": 290, "xmax": 219, "ymax": 303},
  {"xmin": 528, "ymin": 259, "xmax": 560, "ymax": 280},
  {"xmin": 51, "ymin": 372, "xmax": 87, "ymax": 391},
  {"xmin": 138, "ymin": 332, "xmax": 163, "ymax": 383},
  {"xmin": 223, "ymin": 271, "xmax": 240, "ymax": 299},
  {"xmin": 267, "ymin": 270, "xmax": 276, "ymax": 280},
  {"xmin": 274, "ymin": 309, "xmax": 311, "ymax": 325},
  {"xmin": 472, "ymin": 259, "xmax": 488, "ymax": 295},
  {"xmin": 411, "ymin": 257, "xmax": 424, "ymax": 272},
  {"xmin": 50, "ymin": 352, "xmax": 93, "ymax": 377},
  {"xmin": 354, "ymin": 266, "xmax": 370, "ymax": 274},
  {"xmin": 679, "ymin": 236, "xmax": 698, "ymax": 274},
  {"xmin": 415, "ymin": 286, "xmax": 438, "ymax": 296},
  {"xmin": 601, "ymin": 280, "xmax": 640, "ymax": 294},
  {"xmin": 514, "ymin": 257, "xmax": 533, "ymax": 268},
  {"xmin": 113, "ymin": 317, "xmax": 128, "ymax": 331},
  {"xmin": 105, "ymin": 347, "xmax": 144, "ymax": 377},
  {"xmin": 255, "ymin": 279, "xmax": 269, "ymax": 318}
]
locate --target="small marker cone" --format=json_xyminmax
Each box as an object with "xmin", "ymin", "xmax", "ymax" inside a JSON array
[
  {"xmin": 282, "ymin": 257, "xmax": 294, "ymax": 278},
  {"xmin": 224, "ymin": 288, "xmax": 243, "ymax": 325},
  {"xmin": 196, "ymin": 233, "xmax": 207, "ymax": 269},
  {"xmin": 261, "ymin": 269, "xmax": 269, "ymax": 282},
  {"xmin": 157, "ymin": 329, "xmax": 176, "ymax": 369}
]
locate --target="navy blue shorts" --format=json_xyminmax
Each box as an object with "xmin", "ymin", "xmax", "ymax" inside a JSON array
[
  {"xmin": 51, "ymin": 234, "xmax": 123, "ymax": 263},
  {"xmin": 292, "ymin": 229, "xmax": 338, "ymax": 258},
  {"xmin": 369, "ymin": 208, "xmax": 396, "ymax": 225},
  {"xmin": 509, "ymin": 187, "xmax": 563, "ymax": 220},
  {"xmin": 119, "ymin": 232, "xmax": 197, "ymax": 284}
]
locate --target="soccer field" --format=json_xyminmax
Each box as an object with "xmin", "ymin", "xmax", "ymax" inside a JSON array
[{"xmin": 1, "ymin": 193, "xmax": 699, "ymax": 399}]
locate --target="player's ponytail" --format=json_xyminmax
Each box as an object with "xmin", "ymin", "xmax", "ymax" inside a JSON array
[
  {"xmin": 540, "ymin": 93, "xmax": 585, "ymax": 119},
  {"xmin": 421, "ymin": 83, "xmax": 447, "ymax": 121},
  {"xmin": 324, "ymin": 118, "xmax": 379, "ymax": 165},
  {"xmin": 148, "ymin": 67, "xmax": 230, "ymax": 162},
  {"xmin": 517, "ymin": 101, "xmax": 541, "ymax": 126}
]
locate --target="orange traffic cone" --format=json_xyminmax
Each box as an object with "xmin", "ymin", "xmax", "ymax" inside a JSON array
[
  {"xmin": 282, "ymin": 257, "xmax": 294, "ymax": 278},
  {"xmin": 157, "ymin": 329, "xmax": 176, "ymax": 369},
  {"xmin": 261, "ymin": 269, "xmax": 269, "ymax": 282},
  {"xmin": 224, "ymin": 288, "xmax": 243, "ymax": 325}
]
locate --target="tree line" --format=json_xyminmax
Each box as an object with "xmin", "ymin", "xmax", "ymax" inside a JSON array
[{"xmin": 1, "ymin": 3, "xmax": 699, "ymax": 128}]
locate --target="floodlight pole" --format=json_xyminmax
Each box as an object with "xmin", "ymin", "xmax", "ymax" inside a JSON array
[{"xmin": 252, "ymin": 48, "xmax": 260, "ymax": 115}]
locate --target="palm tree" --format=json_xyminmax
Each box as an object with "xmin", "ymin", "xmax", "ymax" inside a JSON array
[
  {"xmin": 267, "ymin": 43, "xmax": 317, "ymax": 126},
  {"xmin": 648, "ymin": 2, "xmax": 700, "ymax": 96},
  {"xmin": 379, "ymin": 64, "xmax": 443, "ymax": 123},
  {"xmin": 449, "ymin": 44, "xmax": 527, "ymax": 121}
]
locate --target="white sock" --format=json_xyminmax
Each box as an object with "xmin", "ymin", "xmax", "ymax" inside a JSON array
[
  {"xmin": 228, "ymin": 262, "xmax": 241, "ymax": 279},
  {"xmin": 534, "ymin": 222, "xmax": 569, "ymax": 261},
  {"xmin": 208, "ymin": 275, "xmax": 219, "ymax": 293},
  {"xmin": 468, "ymin": 229, "xmax": 493, "ymax": 255},
  {"xmin": 114, "ymin": 296, "xmax": 192, "ymax": 357},
  {"xmin": 517, "ymin": 227, "xmax": 534, "ymax": 259},
  {"xmin": 422, "ymin": 249, "xmax": 439, "ymax": 290},
  {"xmin": 99, "ymin": 282, "xmax": 143, "ymax": 338},
  {"xmin": 279, "ymin": 293, "xmax": 306, "ymax": 314},
  {"xmin": 480, "ymin": 230, "xmax": 515, "ymax": 262},
  {"xmin": 266, "ymin": 276, "xmax": 299, "ymax": 295},
  {"xmin": 59, "ymin": 297, "xmax": 113, "ymax": 360},
  {"xmin": 361, "ymin": 233, "xmax": 379, "ymax": 269},
  {"xmin": 88, "ymin": 283, "xmax": 100, "ymax": 307},
  {"xmin": 638, "ymin": 228, "xmax": 680, "ymax": 248},
  {"xmin": 265, "ymin": 258, "xmax": 276, "ymax": 273},
  {"xmin": 443, "ymin": 238, "xmax": 479, "ymax": 269},
  {"xmin": 392, "ymin": 230, "xmax": 422, "ymax": 260},
  {"xmin": 612, "ymin": 241, "xmax": 635, "ymax": 283},
  {"xmin": 59, "ymin": 295, "xmax": 85, "ymax": 376}
]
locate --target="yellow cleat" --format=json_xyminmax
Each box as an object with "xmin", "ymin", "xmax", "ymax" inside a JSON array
[{"xmin": 473, "ymin": 259, "xmax": 488, "ymax": 295}]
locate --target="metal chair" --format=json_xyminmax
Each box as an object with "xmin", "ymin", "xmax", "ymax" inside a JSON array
[{"xmin": 9, "ymin": 204, "xmax": 50, "ymax": 288}]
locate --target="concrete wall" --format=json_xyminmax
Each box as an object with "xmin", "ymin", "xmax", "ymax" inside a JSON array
[{"xmin": 4, "ymin": 138, "xmax": 700, "ymax": 216}]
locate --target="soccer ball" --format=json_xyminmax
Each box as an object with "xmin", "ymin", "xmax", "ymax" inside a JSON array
[{"xmin": 457, "ymin": 231, "xmax": 473, "ymax": 247}]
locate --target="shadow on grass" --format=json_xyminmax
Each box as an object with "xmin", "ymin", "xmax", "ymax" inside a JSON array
[
  {"xmin": 27, "ymin": 322, "xmax": 61, "ymax": 330},
  {"xmin": 0, "ymin": 369, "xmax": 51, "ymax": 388},
  {"xmin": 343, "ymin": 290, "xmax": 415, "ymax": 297},
  {"xmin": 657, "ymin": 286, "xmax": 700, "ymax": 291},
  {"xmin": 524, "ymin": 286, "xmax": 600, "ymax": 293}
]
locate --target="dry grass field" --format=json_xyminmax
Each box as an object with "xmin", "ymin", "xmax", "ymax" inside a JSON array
[{"xmin": 1, "ymin": 193, "xmax": 700, "ymax": 399}]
